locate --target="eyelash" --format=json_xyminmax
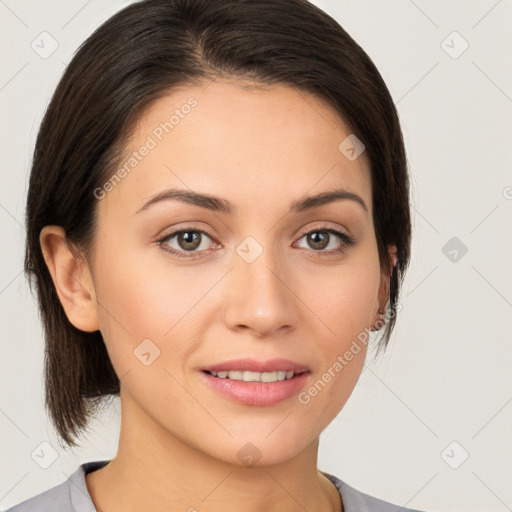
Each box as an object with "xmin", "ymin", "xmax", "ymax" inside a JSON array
[{"xmin": 156, "ymin": 226, "xmax": 356, "ymax": 260}]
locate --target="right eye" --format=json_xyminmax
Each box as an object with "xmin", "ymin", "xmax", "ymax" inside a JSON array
[{"xmin": 157, "ymin": 228, "xmax": 219, "ymax": 258}]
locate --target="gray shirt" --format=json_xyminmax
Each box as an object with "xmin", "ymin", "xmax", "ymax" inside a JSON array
[{"xmin": 6, "ymin": 460, "xmax": 425, "ymax": 511}]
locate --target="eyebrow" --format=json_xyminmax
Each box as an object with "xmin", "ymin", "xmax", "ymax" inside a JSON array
[{"xmin": 135, "ymin": 187, "xmax": 368, "ymax": 215}]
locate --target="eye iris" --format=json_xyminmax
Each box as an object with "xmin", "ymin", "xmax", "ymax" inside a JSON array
[
  {"xmin": 178, "ymin": 231, "xmax": 201, "ymax": 250},
  {"xmin": 308, "ymin": 231, "xmax": 329, "ymax": 250}
]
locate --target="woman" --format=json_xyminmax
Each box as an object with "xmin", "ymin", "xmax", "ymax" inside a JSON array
[{"xmin": 8, "ymin": 0, "xmax": 421, "ymax": 510}]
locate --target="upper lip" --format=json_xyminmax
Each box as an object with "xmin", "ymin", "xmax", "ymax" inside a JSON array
[{"xmin": 202, "ymin": 358, "xmax": 310, "ymax": 374}]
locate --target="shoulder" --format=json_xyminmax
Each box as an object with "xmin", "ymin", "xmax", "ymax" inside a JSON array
[
  {"xmin": 5, "ymin": 461, "xmax": 110, "ymax": 512},
  {"xmin": 4, "ymin": 477, "xmax": 72, "ymax": 512},
  {"xmin": 321, "ymin": 471, "xmax": 426, "ymax": 512}
]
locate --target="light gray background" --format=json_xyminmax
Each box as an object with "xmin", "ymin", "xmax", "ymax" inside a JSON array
[{"xmin": 1, "ymin": 1, "xmax": 511, "ymax": 510}]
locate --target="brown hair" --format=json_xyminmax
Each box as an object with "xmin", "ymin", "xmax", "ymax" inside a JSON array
[{"xmin": 24, "ymin": 0, "xmax": 411, "ymax": 447}]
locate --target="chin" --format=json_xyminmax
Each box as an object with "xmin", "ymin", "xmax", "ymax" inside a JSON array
[{"xmin": 196, "ymin": 426, "xmax": 317, "ymax": 469}]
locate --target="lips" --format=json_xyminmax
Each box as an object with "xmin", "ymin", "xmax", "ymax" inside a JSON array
[{"xmin": 200, "ymin": 358, "xmax": 311, "ymax": 406}]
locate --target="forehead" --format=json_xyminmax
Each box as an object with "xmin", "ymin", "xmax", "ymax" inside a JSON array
[{"xmin": 99, "ymin": 80, "xmax": 372, "ymax": 219}]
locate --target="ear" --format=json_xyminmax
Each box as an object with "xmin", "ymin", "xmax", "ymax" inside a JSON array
[
  {"xmin": 371, "ymin": 244, "xmax": 397, "ymax": 331},
  {"xmin": 39, "ymin": 226, "xmax": 100, "ymax": 332}
]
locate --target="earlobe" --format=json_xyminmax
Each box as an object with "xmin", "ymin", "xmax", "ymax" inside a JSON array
[{"xmin": 39, "ymin": 226, "xmax": 100, "ymax": 332}]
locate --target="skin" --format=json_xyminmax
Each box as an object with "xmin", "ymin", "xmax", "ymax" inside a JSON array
[{"xmin": 41, "ymin": 79, "xmax": 396, "ymax": 512}]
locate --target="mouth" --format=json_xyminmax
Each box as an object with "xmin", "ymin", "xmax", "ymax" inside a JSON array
[{"xmin": 200, "ymin": 358, "xmax": 311, "ymax": 406}]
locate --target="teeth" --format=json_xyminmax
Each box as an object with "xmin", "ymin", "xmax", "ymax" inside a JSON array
[
  {"xmin": 261, "ymin": 371, "xmax": 278, "ymax": 383},
  {"xmin": 244, "ymin": 371, "xmax": 262, "ymax": 382},
  {"xmin": 209, "ymin": 370, "xmax": 298, "ymax": 382}
]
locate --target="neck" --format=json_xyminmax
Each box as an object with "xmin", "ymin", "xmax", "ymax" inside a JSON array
[{"xmin": 85, "ymin": 387, "xmax": 342, "ymax": 512}]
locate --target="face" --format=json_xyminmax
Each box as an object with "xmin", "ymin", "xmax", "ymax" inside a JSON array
[{"xmin": 86, "ymin": 80, "xmax": 388, "ymax": 466}]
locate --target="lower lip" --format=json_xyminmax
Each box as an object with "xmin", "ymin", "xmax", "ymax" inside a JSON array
[{"xmin": 200, "ymin": 371, "xmax": 310, "ymax": 406}]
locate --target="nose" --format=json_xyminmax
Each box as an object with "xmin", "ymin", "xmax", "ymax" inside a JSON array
[{"xmin": 222, "ymin": 243, "xmax": 298, "ymax": 338}]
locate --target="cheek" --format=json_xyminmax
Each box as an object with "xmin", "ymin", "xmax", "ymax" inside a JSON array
[
  {"xmin": 91, "ymin": 244, "xmax": 224, "ymax": 370},
  {"xmin": 294, "ymin": 254, "xmax": 380, "ymax": 404},
  {"xmin": 295, "ymin": 253, "xmax": 381, "ymax": 342}
]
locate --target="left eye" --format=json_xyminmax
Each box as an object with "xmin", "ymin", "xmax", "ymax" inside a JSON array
[{"xmin": 295, "ymin": 229, "xmax": 350, "ymax": 252}]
